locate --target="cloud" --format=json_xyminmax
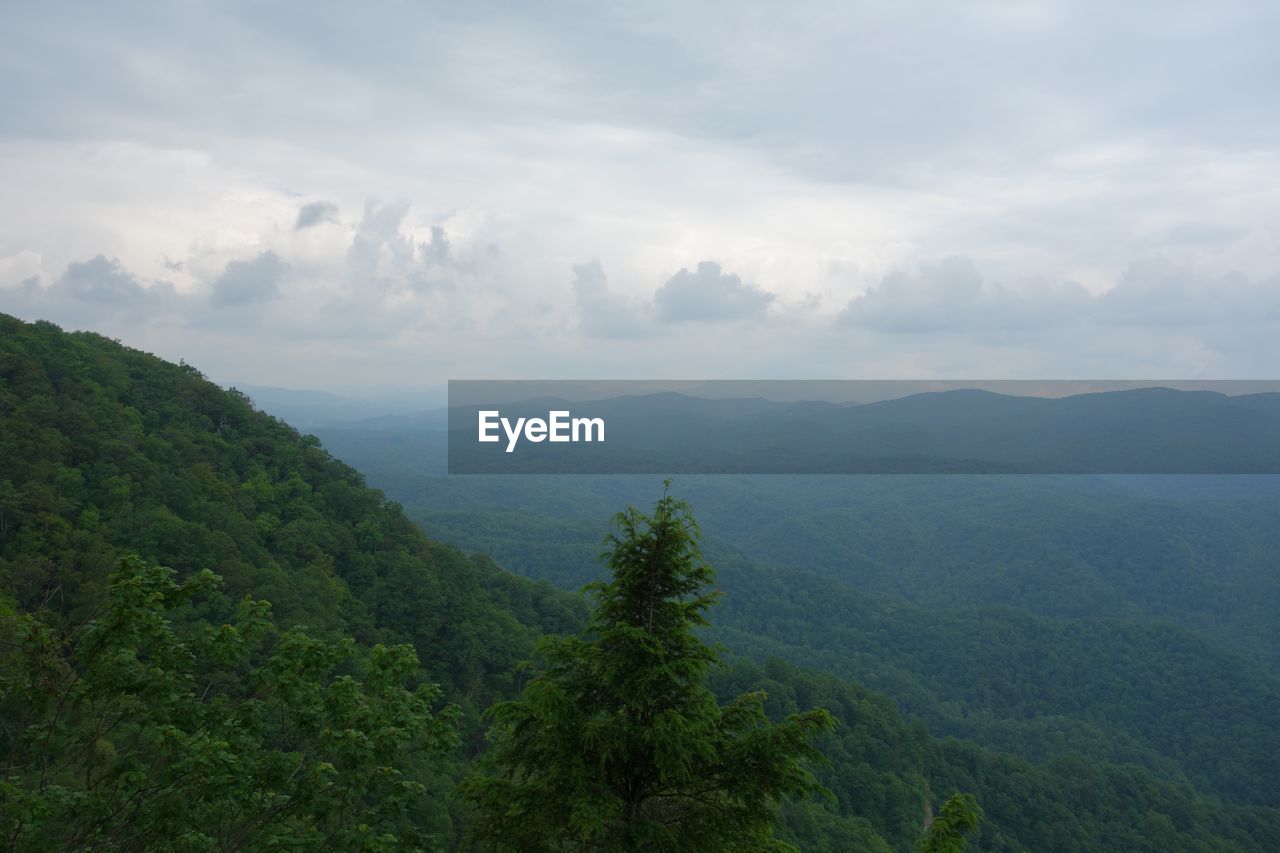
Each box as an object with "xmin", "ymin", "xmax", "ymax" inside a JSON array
[
  {"xmin": 653, "ymin": 261, "xmax": 775, "ymax": 323},
  {"xmin": 422, "ymin": 225, "xmax": 450, "ymax": 264},
  {"xmin": 60, "ymin": 255, "xmax": 148, "ymax": 304},
  {"xmin": 295, "ymin": 201, "xmax": 340, "ymax": 229},
  {"xmin": 0, "ymin": 251, "xmax": 43, "ymax": 287},
  {"xmin": 6, "ymin": 1, "xmax": 1280, "ymax": 389},
  {"xmin": 13, "ymin": 276, "xmax": 41, "ymax": 297},
  {"xmin": 346, "ymin": 200, "xmax": 414, "ymax": 287},
  {"xmin": 407, "ymin": 224, "xmax": 472, "ymax": 293},
  {"xmin": 572, "ymin": 258, "xmax": 648, "ymax": 338},
  {"xmin": 0, "ymin": 256, "xmax": 177, "ymax": 325},
  {"xmin": 210, "ymin": 251, "xmax": 288, "ymax": 307},
  {"xmin": 9, "ymin": 241, "xmax": 1280, "ymax": 386},
  {"xmin": 836, "ymin": 254, "xmax": 1280, "ymax": 338},
  {"xmin": 52, "ymin": 256, "xmax": 179, "ymax": 320},
  {"xmin": 1098, "ymin": 257, "xmax": 1280, "ymax": 326},
  {"xmin": 840, "ymin": 257, "xmax": 1092, "ymax": 333}
]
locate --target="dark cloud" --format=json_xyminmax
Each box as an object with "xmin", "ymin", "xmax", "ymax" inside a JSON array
[
  {"xmin": 295, "ymin": 201, "xmax": 340, "ymax": 229},
  {"xmin": 0, "ymin": 257, "xmax": 176, "ymax": 325},
  {"xmin": 653, "ymin": 261, "xmax": 775, "ymax": 323},
  {"xmin": 210, "ymin": 251, "xmax": 288, "ymax": 307},
  {"xmin": 60, "ymin": 255, "xmax": 148, "ymax": 304}
]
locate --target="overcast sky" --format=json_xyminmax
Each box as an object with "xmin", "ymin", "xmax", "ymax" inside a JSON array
[{"xmin": 2, "ymin": 1, "xmax": 1279, "ymax": 389}]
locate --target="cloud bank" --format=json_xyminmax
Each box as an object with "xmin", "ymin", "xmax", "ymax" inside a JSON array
[{"xmin": 2, "ymin": 1, "xmax": 1279, "ymax": 385}]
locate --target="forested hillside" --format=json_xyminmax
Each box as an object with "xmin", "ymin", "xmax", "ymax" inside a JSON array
[
  {"xmin": 305, "ymin": 467, "xmax": 1280, "ymax": 668},
  {"xmin": 294, "ymin": 448, "xmax": 1280, "ymax": 812},
  {"xmin": 4, "ymin": 313, "xmax": 1280, "ymax": 850},
  {"xmin": 0, "ymin": 314, "xmax": 580, "ymax": 844}
]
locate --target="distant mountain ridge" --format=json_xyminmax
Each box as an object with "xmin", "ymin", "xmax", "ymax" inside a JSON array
[{"xmin": 233, "ymin": 383, "xmax": 446, "ymax": 429}]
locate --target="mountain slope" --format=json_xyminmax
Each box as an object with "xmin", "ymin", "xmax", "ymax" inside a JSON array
[
  {"xmin": 4, "ymin": 313, "xmax": 1280, "ymax": 850},
  {"xmin": 0, "ymin": 315, "xmax": 581, "ymax": 720}
]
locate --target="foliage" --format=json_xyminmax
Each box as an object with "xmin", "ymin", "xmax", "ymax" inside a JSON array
[
  {"xmin": 462, "ymin": 489, "xmax": 834, "ymax": 851},
  {"xmin": 715, "ymin": 658, "xmax": 1280, "ymax": 853},
  {"xmin": 381, "ymin": 475, "xmax": 1280, "ymax": 807},
  {"xmin": 711, "ymin": 559, "xmax": 1280, "ymax": 805},
  {"xmin": 0, "ymin": 555, "xmax": 458, "ymax": 850},
  {"xmin": 0, "ymin": 314, "xmax": 582, "ymax": 844}
]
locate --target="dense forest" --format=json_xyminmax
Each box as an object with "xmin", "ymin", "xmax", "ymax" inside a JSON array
[
  {"xmin": 303, "ymin": 455, "xmax": 1280, "ymax": 810},
  {"xmin": 4, "ymin": 313, "xmax": 1280, "ymax": 849}
]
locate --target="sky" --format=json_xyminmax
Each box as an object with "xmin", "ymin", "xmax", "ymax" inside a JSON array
[{"xmin": 2, "ymin": 0, "xmax": 1279, "ymax": 390}]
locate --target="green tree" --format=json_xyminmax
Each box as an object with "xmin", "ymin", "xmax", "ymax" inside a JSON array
[
  {"xmin": 919, "ymin": 793, "xmax": 982, "ymax": 853},
  {"xmin": 463, "ymin": 486, "xmax": 834, "ymax": 851},
  {"xmin": 0, "ymin": 556, "xmax": 459, "ymax": 851}
]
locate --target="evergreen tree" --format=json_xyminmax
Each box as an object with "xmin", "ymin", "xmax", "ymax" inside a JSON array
[{"xmin": 463, "ymin": 485, "xmax": 834, "ymax": 851}]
